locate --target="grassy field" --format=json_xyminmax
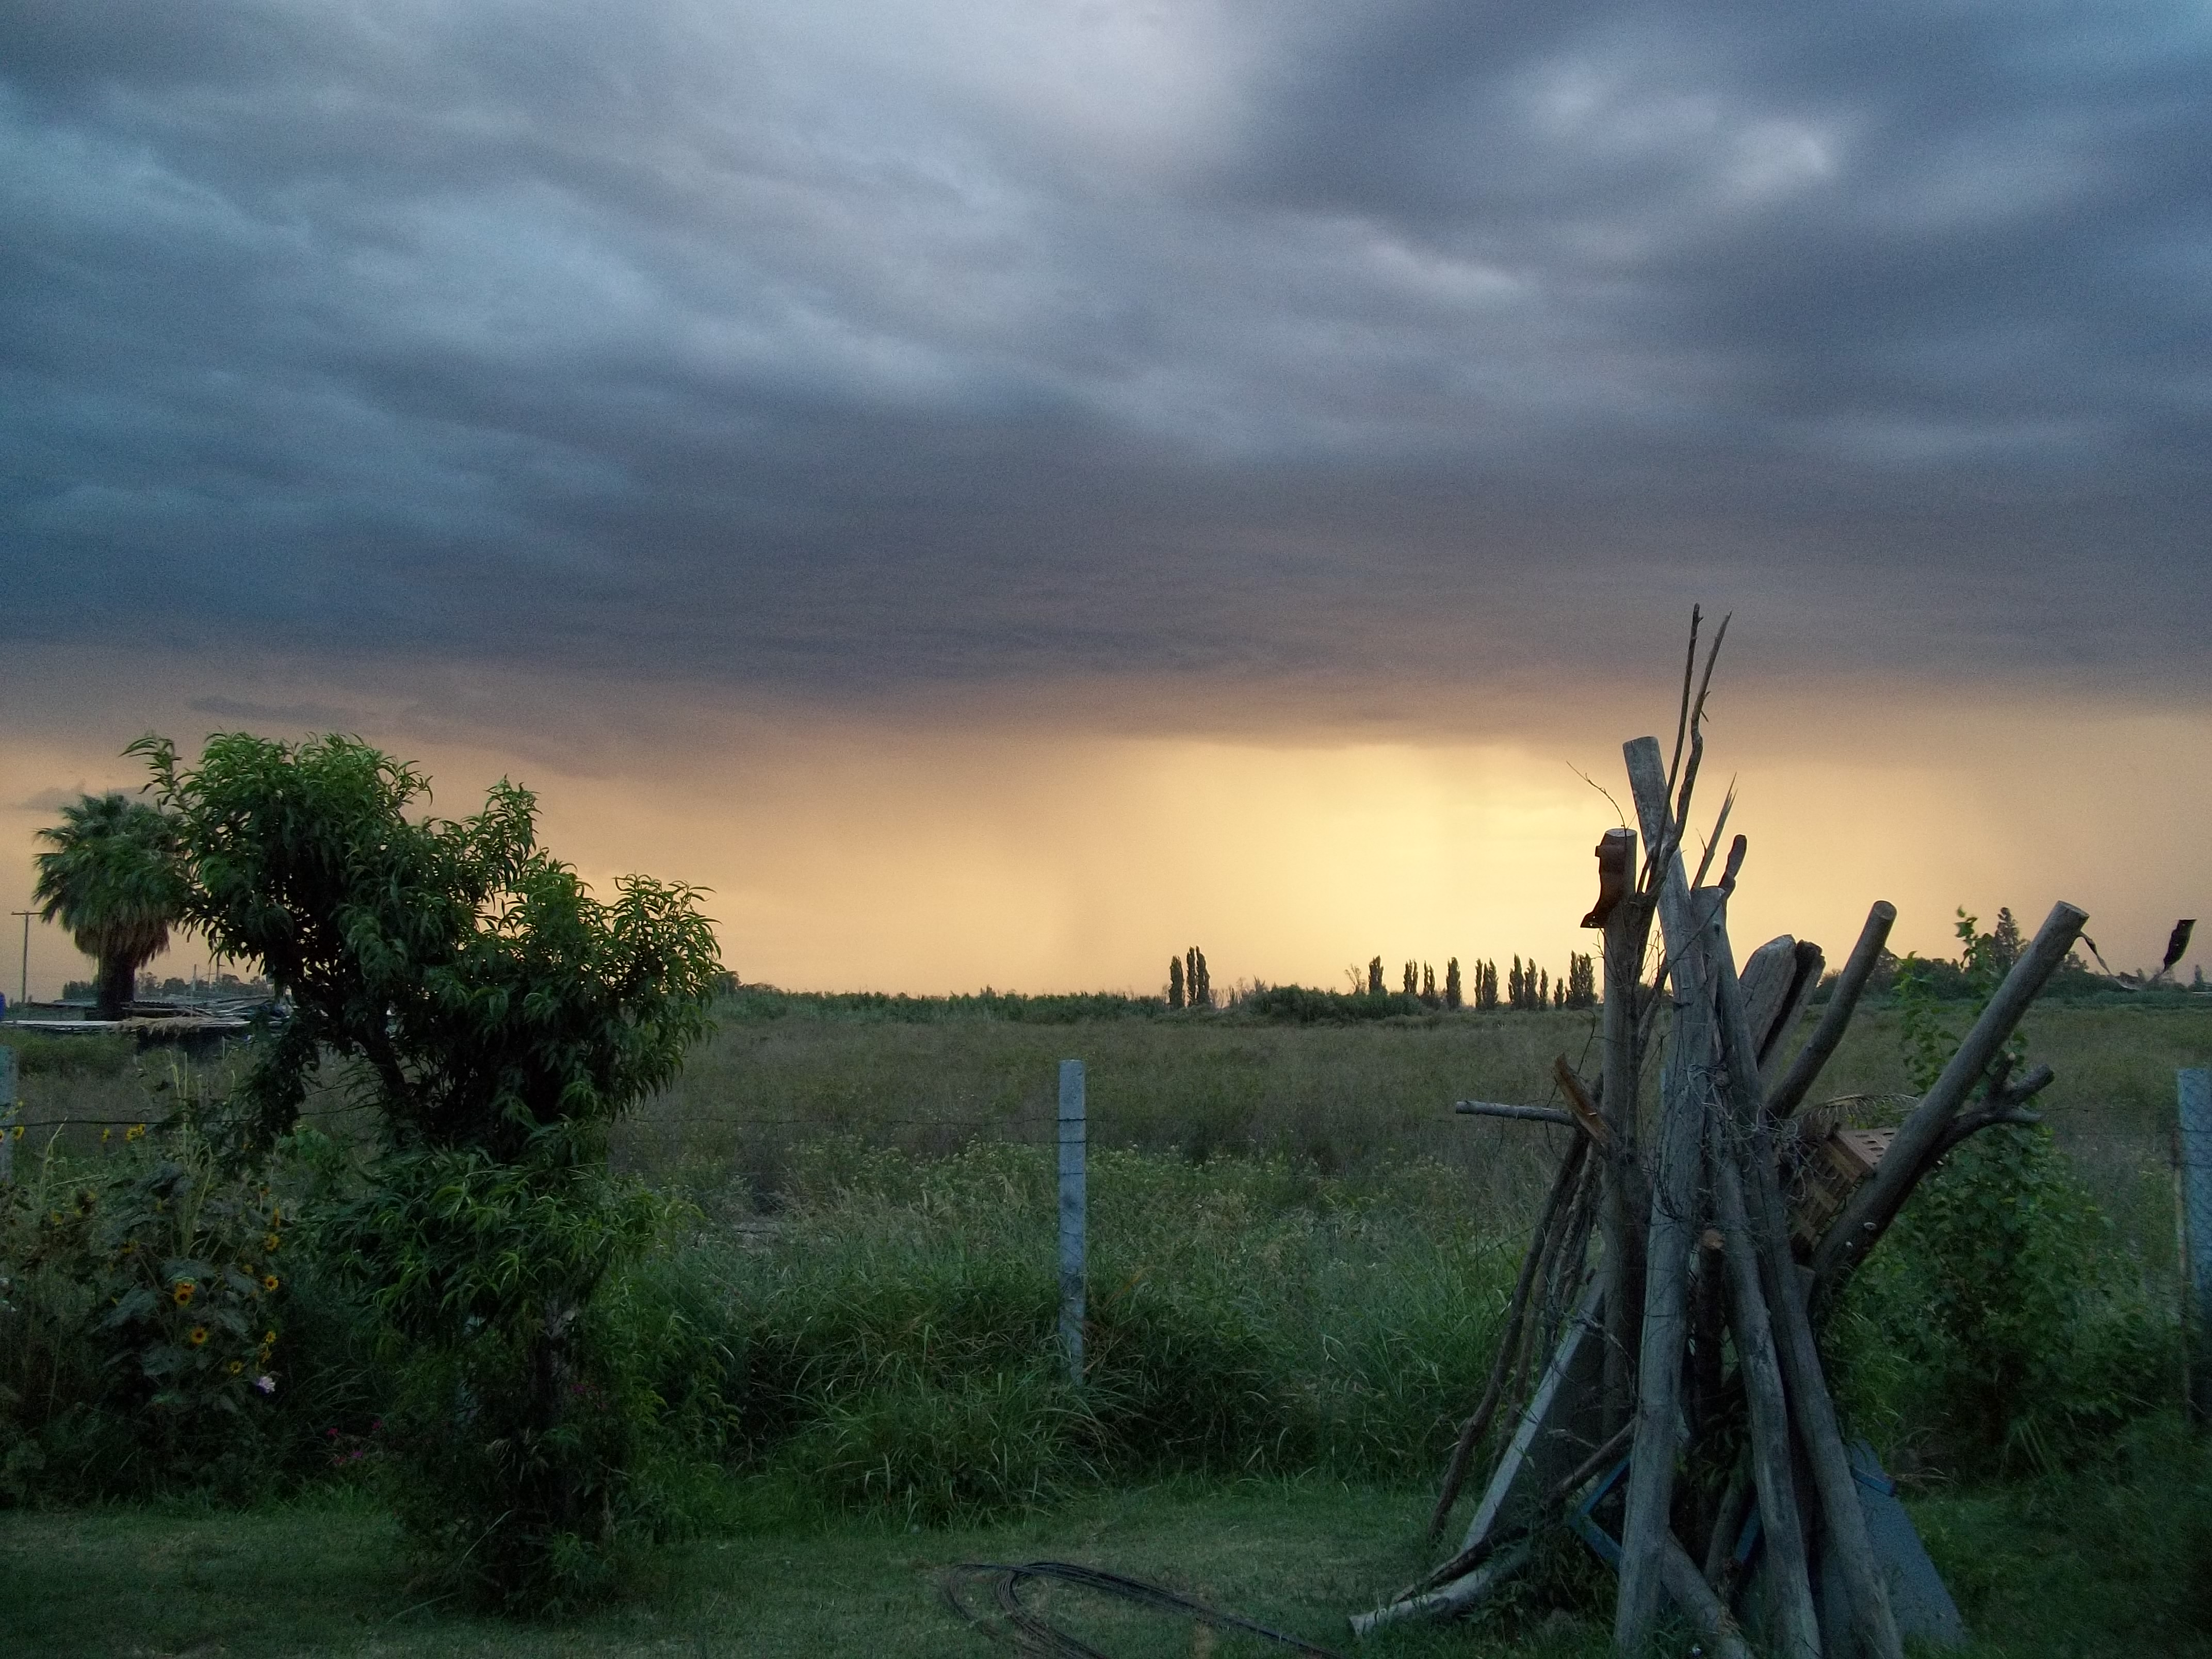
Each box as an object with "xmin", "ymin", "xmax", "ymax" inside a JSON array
[
  {"xmin": 4, "ymin": 998, "xmax": 2209, "ymax": 1654},
  {"xmin": 609, "ymin": 998, "xmax": 2210, "ymax": 1274}
]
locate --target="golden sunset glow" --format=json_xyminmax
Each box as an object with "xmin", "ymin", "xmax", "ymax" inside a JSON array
[{"xmin": 9, "ymin": 671, "xmax": 2206, "ymax": 1000}]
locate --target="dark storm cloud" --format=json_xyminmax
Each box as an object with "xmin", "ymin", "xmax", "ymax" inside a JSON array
[{"xmin": 3, "ymin": 0, "xmax": 2207, "ymax": 723}]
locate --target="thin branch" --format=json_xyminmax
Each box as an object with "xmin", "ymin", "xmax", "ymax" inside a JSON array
[
  {"xmin": 1663, "ymin": 606, "xmax": 1702, "ymax": 817},
  {"xmin": 1688, "ymin": 780, "xmax": 1737, "ymax": 892}
]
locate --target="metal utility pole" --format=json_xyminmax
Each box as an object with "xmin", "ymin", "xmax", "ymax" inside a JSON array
[{"xmin": 9, "ymin": 910, "xmax": 30, "ymax": 1009}]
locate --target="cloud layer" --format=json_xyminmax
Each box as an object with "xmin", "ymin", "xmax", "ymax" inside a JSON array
[{"xmin": 5, "ymin": 0, "xmax": 2209, "ymax": 722}]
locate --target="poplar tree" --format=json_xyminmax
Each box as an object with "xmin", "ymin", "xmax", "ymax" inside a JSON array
[
  {"xmin": 1168, "ymin": 955, "xmax": 1185, "ymax": 1010},
  {"xmin": 1444, "ymin": 957, "xmax": 1462, "ymax": 1010}
]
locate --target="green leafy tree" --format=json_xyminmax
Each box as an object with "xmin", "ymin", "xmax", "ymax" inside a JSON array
[
  {"xmin": 1367, "ymin": 956, "xmax": 1384, "ymax": 997},
  {"xmin": 1443, "ymin": 958, "xmax": 1462, "ymax": 1011},
  {"xmin": 1167, "ymin": 955, "xmax": 1185, "ymax": 1010},
  {"xmin": 1845, "ymin": 908, "xmax": 2160, "ymax": 1471},
  {"xmin": 133, "ymin": 732, "xmax": 721, "ymax": 1609},
  {"xmin": 33, "ymin": 792, "xmax": 185, "ymax": 1018}
]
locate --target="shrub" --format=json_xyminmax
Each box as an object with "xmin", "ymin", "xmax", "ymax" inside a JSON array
[
  {"xmin": 1, "ymin": 1118, "xmax": 296, "ymax": 1502},
  {"xmin": 136, "ymin": 730, "xmax": 721, "ymax": 1612},
  {"xmin": 1833, "ymin": 910, "xmax": 2172, "ymax": 1474}
]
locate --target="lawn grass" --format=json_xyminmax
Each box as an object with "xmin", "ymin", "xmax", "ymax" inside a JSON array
[
  {"xmin": 5, "ymin": 1459, "xmax": 2206, "ymax": 1659},
  {"xmin": 0, "ymin": 1479, "xmax": 1533, "ymax": 1659}
]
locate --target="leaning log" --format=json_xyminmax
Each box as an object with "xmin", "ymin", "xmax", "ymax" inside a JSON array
[{"xmin": 1811, "ymin": 900, "xmax": 2088, "ymax": 1304}]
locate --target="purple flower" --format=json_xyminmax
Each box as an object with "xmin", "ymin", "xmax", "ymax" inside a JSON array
[{"xmin": 254, "ymin": 1375, "xmax": 277, "ymax": 1395}]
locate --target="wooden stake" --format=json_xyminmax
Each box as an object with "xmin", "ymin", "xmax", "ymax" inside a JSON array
[
  {"xmin": 1614, "ymin": 736, "xmax": 1711, "ymax": 1658},
  {"xmin": 1600, "ymin": 841, "xmax": 1645, "ymax": 1434}
]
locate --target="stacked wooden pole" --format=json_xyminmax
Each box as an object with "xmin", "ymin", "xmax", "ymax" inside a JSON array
[{"xmin": 1360, "ymin": 630, "xmax": 2087, "ymax": 1655}]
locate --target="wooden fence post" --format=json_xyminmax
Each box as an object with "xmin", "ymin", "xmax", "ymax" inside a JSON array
[
  {"xmin": 1059, "ymin": 1059, "xmax": 1087, "ymax": 1388},
  {"xmin": 2181, "ymin": 1068, "xmax": 2212, "ymax": 1420}
]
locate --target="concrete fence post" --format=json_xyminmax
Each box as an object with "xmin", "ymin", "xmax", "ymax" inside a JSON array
[
  {"xmin": 0, "ymin": 1043, "xmax": 16, "ymax": 1185},
  {"xmin": 1059, "ymin": 1059, "xmax": 1086, "ymax": 1388},
  {"xmin": 2181, "ymin": 1068, "xmax": 2212, "ymax": 1420}
]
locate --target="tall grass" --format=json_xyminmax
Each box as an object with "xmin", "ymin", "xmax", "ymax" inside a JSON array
[{"xmin": 626, "ymin": 1140, "xmax": 1520, "ymax": 1524}]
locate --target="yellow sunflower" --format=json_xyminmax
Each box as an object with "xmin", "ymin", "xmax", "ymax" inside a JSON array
[
  {"xmin": 187, "ymin": 1327, "xmax": 209, "ymax": 1347},
  {"xmin": 172, "ymin": 1280, "xmax": 196, "ymax": 1307},
  {"xmin": 227, "ymin": 1360, "xmax": 244, "ymax": 1375},
  {"xmin": 263, "ymin": 1233, "xmax": 281, "ymax": 1252},
  {"xmin": 262, "ymin": 1275, "xmax": 280, "ymax": 1293}
]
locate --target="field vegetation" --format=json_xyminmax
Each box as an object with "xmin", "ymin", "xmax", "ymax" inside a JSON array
[{"xmin": 4, "ymin": 988, "xmax": 2209, "ymax": 1652}]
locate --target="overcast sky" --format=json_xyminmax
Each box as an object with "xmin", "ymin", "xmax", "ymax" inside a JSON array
[{"xmin": 4, "ymin": 1, "xmax": 2208, "ymax": 992}]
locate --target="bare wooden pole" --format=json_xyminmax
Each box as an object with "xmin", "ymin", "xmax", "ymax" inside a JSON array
[
  {"xmin": 1614, "ymin": 736, "xmax": 1710, "ymax": 1658},
  {"xmin": 1811, "ymin": 900, "xmax": 2088, "ymax": 1302},
  {"xmin": 1429, "ymin": 1132, "xmax": 1589, "ymax": 1537},
  {"xmin": 1765, "ymin": 901, "xmax": 1895, "ymax": 1119},
  {"xmin": 1712, "ymin": 931, "xmax": 1902, "ymax": 1659},
  {"xmin": 1713, "ymin": 1140, "xmax": 1821, "ymax": 1659},
  {"xmin": 1658, "ymin": 1533, "xmax": 1755, "ymax": 1659},
  {"xmin": 1691, "ymin": 892, "xmax": 1821, "ymax": 1659},
  {"xmin": 1600, "ymin": 844, "xmax": 1644, "ymax": 1436},
  {"xmin": 1456, "ymin": 1101, "xmax": 1574, "ymax": 1127}
]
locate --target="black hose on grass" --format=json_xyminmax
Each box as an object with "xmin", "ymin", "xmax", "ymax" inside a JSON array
[{"xmin": 939, "ymin": 1560, "xmax": 1346, "ymax": 1659}]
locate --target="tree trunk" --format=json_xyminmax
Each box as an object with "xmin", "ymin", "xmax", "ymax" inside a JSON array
[{"xmin": 95, "ymin": 951, "xmax": 136, "ymax": 1019}]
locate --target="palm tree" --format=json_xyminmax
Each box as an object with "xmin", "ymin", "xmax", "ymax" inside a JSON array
[{"xmin": 33, "ymin": 792, "xmax": 185, "ymax": 1018}]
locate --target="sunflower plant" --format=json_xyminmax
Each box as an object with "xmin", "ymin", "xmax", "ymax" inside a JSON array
[{"xmin": 0, "ymin": 1111, "xmax": 288, "ymax": 1499}]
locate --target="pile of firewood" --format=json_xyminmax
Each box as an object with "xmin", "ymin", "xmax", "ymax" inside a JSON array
[{"xmin": 1357, "ymin": 620, "xmax": 2081, "ymax": 1657}]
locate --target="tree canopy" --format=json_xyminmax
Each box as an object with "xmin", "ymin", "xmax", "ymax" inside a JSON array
[
  {"xmin": 132, "ymin": 731, "xmax": 722, "ymax": 1159},
  {"xmin": 33, "ymin": 790, "xmax": 184, "ymax": 1017}
]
